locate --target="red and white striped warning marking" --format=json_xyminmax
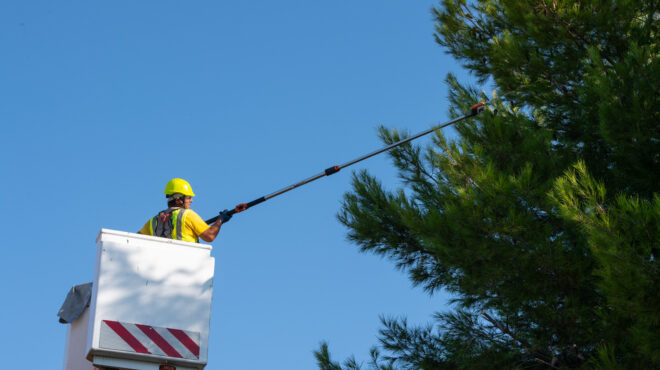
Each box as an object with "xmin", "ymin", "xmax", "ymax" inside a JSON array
[{"xmin": 100, "ymin": 320, "xmax": 200, "ymax": 360}]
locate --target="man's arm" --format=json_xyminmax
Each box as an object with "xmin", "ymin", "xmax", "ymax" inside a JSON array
[{"xmin": 199, "ymin": 220, "xmax": 223, "ymax": 242}]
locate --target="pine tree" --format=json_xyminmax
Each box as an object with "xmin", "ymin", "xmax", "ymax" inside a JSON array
[{"xmin": 317, "ymin": 1, "xmax": 659, "ymax": 368}]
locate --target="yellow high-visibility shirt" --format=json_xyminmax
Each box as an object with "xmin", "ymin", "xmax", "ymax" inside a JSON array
[{"xmin": 139, "ymin": 209, "xmax": 210, "ymax": 243}]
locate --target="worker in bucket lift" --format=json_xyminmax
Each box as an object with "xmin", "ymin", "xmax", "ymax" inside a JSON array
[{"xmin": 138, "ymin": 178, "xmax": 232, "ymax": 243}]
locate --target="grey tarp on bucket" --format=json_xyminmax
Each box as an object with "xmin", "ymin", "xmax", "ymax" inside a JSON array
[{"xmin": 58, "ymin": 282, "xmax": 93, "ymax": 324}]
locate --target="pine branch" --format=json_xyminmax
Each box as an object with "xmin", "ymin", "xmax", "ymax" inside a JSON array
[
  {"xmin": 481, "ymin": 311, "xmax": 556, "ymax": 368},
  {"xmin": 537, "ymin": 0, "xmax": 617, "ymax": 67},
  {"xmin": 438, "ymin": 139, "xmax": 483, "ymax": 192}
]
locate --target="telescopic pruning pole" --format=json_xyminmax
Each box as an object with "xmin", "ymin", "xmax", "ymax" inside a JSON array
[{"xmin": 205, "ymin": 102, "xmax": 486, "ymax": 224}]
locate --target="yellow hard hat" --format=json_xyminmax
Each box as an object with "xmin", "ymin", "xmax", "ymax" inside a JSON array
[{"xmin": 164, "ymin": 178, "xmax": 196, "ymax": 197}]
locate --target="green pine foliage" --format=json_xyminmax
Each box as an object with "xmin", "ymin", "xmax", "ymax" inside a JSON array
[
  {"xmin": 551, "ymin": 161, "xmax": 660, "ymax": 365},
  {"xmin": 316, "ymin": 0, "xmax": 658, "ymax": 368}
]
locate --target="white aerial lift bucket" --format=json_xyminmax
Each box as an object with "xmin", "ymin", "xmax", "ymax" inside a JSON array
[{"xmin": 62, "ymin": 229, "xmax": 215, "ymax": 370}]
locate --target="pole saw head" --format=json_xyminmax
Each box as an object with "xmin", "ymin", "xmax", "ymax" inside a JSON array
[{"xmin": 469, "ymin": 102, "xmax": 486, "ymax": 116}]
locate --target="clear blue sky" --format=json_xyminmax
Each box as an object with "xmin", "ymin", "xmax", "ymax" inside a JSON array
[{"xmin": 1, "ymin": 1, "xmax": 476, "ymax": 368}]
